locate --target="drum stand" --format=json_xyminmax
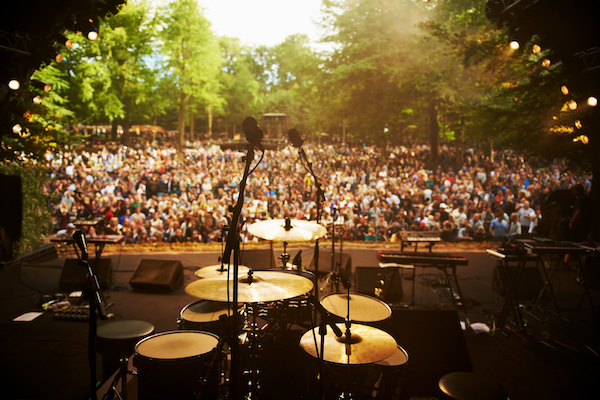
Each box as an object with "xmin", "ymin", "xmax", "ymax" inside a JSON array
[{"xmin": 102, "ymin": 357, "xmax": 133, "ymax": 400}]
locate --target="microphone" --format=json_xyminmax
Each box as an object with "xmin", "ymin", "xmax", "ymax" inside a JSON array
[
  {"xmin": 242, "ymin": 117, "xmax": 264, "ymax": 151},
  {"xmin": 288, "ymin": 128, "xmax": 304, "ymax": 148},
  {"xmin": 73, "ymin": 230, "xmax": 88, "ymax": 261}
]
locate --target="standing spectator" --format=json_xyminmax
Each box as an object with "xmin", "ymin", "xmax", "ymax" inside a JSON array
[
  {"xmin": 490, "ymin": 211, "xmax": 509, "ymax": 239},
  {"xmin": 517, "ymin": 200, "xmax": 536, "ymax": 233}
]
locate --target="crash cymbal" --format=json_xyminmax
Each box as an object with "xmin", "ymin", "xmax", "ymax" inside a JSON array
[
  {"xmin": 185, "ymin": 270, "xmax": 314, "ymax": 303},
  {"xmin": 299, "ymin": 323, "xmax": 397, "ymax": 365},
  {"xmin": 248, "ymin": 218, "xmax": 327, "ymax": 241},
  {"xmin": 195, "ymin": 264, "xmax": 250, "ymax": 279},
  {"xmin": 321, "ymin": 293, "xmax": 392, "ymax": 322}
]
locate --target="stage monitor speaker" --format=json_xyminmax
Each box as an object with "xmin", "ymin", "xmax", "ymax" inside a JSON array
[
  {"xmin": 308, "ymin": 252, "xmax": 352, "ymax": 276},
  {"xmin": 240, "ymin": 248, "xmax": 276, "ymax": 270},
  {"xmin": 60, "ymin": 258, "xmax": 113, "ymax": 293},
  {"xmin": 129, "ymin": 259, "xmax": 183, "ymax": 293},
  {"xmin": 354, "ymin": 266, "xmax": 403, "ymax": 301}
]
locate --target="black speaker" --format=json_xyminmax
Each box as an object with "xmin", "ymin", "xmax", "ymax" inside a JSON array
[
  {"xmin": 0, "ymin": 174, "xmax": 22, "ymax": 242},
  {"xmin": 240, "ymin": 248, "xmax": 276, "ymax": 270},
  {"xmin": 355, "ymin": 266, "xmax": 403, "ymax": 301},
  {"xmin": 308, "ymin": 252, "xmax": 352, "ymax": 276},
  {"xmin": 60, "ymin": 258, "xmax": 113, "ymax": 293},
  {"xmin": 129, "ymin": 259, "xmax": 183, "ymax": 293}
]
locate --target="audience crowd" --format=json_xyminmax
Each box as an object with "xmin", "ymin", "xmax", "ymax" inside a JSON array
[{"xmin": 45, "ymin": 139, "xmax": 593, "ymax": 246}]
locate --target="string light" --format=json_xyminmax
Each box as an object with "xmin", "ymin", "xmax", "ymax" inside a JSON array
[
  {"xmin": 588, "ymin": 97, "xmax": 598, "ymax": 107},
  {"xmin": 561, "ymin": 85, "xmax": 569, "ymax": 95},
  {"xmin": 532, "ymin": 44, "xmax": 542, "ymax": 54},
  {"xmin": 509, "ymin": 41, "xmax": 520, "ymax": 50}
]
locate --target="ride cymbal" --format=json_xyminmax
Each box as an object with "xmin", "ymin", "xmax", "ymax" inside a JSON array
[
  {"xmin": 248, "ymin": 218, "xmax": 327, "ymax": 241},
  {"xmin": 185, "ymin": 270, "xmax": 314, "ymax": 303}
]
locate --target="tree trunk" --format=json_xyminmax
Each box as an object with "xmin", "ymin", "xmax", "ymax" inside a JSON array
[
  {"xmin": 190, "ymin": 108, "xmax": 195, "ymax": 142},
  {"xmin": 428, "ymin": 101, "xmax": 439, "ymax": 161},
  {"xmin": 178, "ymin": 91, "xmax": 187, "ymax": 147},
  {"xmin": 111, "ymin": 120, "xmax": 118, "ymax": 142},
  {"xmin": 207, "ymin": 105, "xmax": 213, "ymax": 138}
]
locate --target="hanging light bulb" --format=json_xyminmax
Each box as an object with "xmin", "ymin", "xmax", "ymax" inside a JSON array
[
  {"xmin": 33, "ymin": 95, "xmax": 43, "ymax": 105},
  {"xmin": 532, "ymin": 44, "xmax": 542, "ymax": 54},
  {"xmin": 8, "ymin": 79, "xmax": 20, "ymax": 90},
  {"xmin": 509, "ymin": 41, "xmax": 520, "ymax": 50},
  {"xmin": 587, "ymin": 96, "xmax": 598, "ymax": 107},
  {"xmin": 575, "ymin": 120, "xmax": 582, "ymax": 129},
  {"xmin": 568, "ymin": 100, "xmax": 578, "ymax": 110},
  {"xmin": 560, "ymin": 85, "xmax": 569, "ymax": 95},
  {"xmin": 542, "ymin": 58, "xmax": 551, "ymax": 67}
]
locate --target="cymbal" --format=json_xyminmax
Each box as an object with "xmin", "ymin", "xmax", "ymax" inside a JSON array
[
  {"xmin": 299, "ymin": 323, "xmax": 397, "ymax": 365},
  {"xmin": 195, "ymin": 264, "xmax": 250, "ymax": 279},
  {"xmin": 321, "ymin": 293, "xmax": 392, "ymax": 322},
  {"xmin": 248, "ymin": 219, "xmax": 327, "ymax": 241},
  {"xmin": 185, "ymin": 270, "xmax": 314, "ymax": 303}
]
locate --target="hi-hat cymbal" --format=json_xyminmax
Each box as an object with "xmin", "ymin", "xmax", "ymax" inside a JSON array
[
  {"xmin": 185, "ymin": 270, "xmax": 314, "ymax": 303},
  {"xmin": 321, "ymin": 293, "xmax": 392, "ymax": 322},
  {"xmin": 248, "ymin": 219, "xmax": 327, "ymax": 241},
  {"xmin": 299, "ymin": 323, "xmax": 397, "ymax": 365},
  {"xmin": 195, "ymin": 264, "xmax": 250, "ymax": 279}
]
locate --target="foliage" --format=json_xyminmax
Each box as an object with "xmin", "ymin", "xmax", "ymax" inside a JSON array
[{"xmin": 159, "ymin": 0, "xmax": 222, "ymax": 145}]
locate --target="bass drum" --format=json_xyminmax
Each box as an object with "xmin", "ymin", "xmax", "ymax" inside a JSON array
[{"xmin": 134, "ymin": 330, "xmax": 221, "ymax": 400}]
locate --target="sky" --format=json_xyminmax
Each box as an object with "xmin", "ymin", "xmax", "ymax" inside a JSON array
[{"xmin": 199, "ymin": 0, "xmax": 325, "ymax": 49}]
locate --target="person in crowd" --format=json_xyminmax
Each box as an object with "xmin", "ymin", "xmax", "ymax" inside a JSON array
[{"xmin": 490, "ymin": 211, "xmax": 509, "ymax": 239}]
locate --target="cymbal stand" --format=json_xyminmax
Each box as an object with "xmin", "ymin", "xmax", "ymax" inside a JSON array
[
  {"xmin": 341, "ymin": 283, "xmax": 353, "ymax": 400},
  {"xmin": 243, "ymin": 300, "xmax": 263, "ymax": 400},
  {"xmin": 279, "ymin": 241, "xmax": 290, "ymax": 269},
  {"xmin": 221, "ymin": 143, "xmax": 262, "ymax": 400}
]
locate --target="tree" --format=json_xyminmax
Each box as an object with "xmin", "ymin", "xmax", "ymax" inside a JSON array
[
  {"xmin": 160, "ymin": 0, "xmax": 222, "ymax": 146},
  {"xmin": 59, "ymin": 0, "xmax": 159, "ymax": 144}
]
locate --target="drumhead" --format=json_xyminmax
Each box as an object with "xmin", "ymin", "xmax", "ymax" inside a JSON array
[
  {"xmin": 136, "ymin": 330, "xmax": 219, "ymax": 360},
  {"xmin": 181, "ymin": 301, "xmax": 234, "ymax": 323}
]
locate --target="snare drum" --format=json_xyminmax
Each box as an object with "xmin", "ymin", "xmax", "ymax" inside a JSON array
[
  {"xmin": 134, "ymin": 330, "xmax": 221, "ymax": 400},
  {"xmin": 178, "ymin": 300, "xmax": 235, "ymax": 336}
]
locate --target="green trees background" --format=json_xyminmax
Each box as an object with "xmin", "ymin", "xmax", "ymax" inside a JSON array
[
  {"xmin": 2, "ymin": 0, "xmax": 597, "ymax": 256},
  {"xmin": 19, "ymin": 0, "xmax": 593, "ymax": 162}
]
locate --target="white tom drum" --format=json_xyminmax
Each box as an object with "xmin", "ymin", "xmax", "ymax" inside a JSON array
[{"xmin": 134, "ymin": 330, "xmax": 221, "ymax": 400}]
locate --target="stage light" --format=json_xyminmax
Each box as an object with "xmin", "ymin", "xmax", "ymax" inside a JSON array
[
  {"xmin": 33, "ymin": 95, "xmax": 42, "ymax": 105},
  {"xmin": 542, "ymin": 58, "xmax": 551, "ymax": 67},
  {"xmin": 509, "ymin": 41, "xmax": 520, "ymax": 50},
  {"xmin": 568, "ymin": 100, "xmax": 578, "ymax": 110},
  {"xmin": 8, "ymin": 79, "xmax": 20, "ymax": 90},
  {"xmin": 588, "ymin": 96, "xmax": 598, "ymax": 107},
  {"xmin": 532, "ymin": 44, "xmax": 541, "ymax": 54},
  {"xmin": 561, "ymin": 85, "xmax": 569, "ymax": 95}
]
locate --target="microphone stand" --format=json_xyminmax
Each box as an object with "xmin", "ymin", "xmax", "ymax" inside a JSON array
[
  {"xmin": 296, "ymin": 147, "xmax": 325, "ymax": 299},
  {"xmin": 221, "ymin": 144, "xmax": 258, "ymax": 400},
  {"xmin": 72, "ymin": 231, "xmax": 108, "ymax": 400}
]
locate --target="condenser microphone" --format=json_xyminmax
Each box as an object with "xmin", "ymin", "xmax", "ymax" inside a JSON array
[
  {"xmin": 288, "ymin": 128, "xmax": 304, "ymax": 148},
  {"xmin": 242, "ymin": 117, "xmax": 264, "ymax": 151}
]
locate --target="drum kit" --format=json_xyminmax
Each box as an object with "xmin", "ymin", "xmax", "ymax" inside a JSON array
[{"xmin": 134, "ymin": 218, "xmax": 408, "ymax": 400}]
